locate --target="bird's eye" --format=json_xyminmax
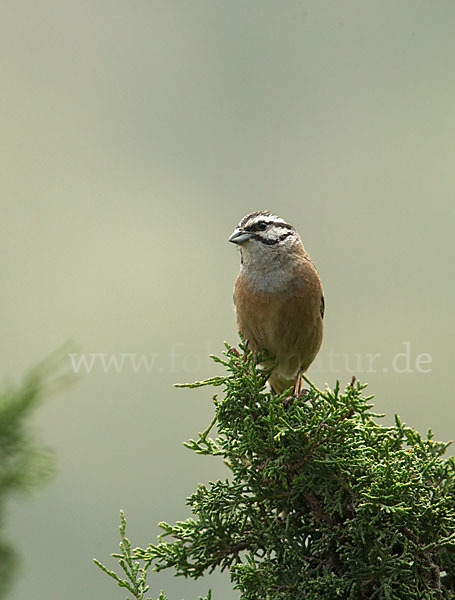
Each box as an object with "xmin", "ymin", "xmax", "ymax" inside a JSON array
[{"xmin": 256, "ymin": 221, "xmax": 267, "ymax": 231}]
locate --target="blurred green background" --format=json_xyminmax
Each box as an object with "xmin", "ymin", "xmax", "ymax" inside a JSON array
[{"xmin": 1, "ymin": 1, "xmax": 454, "ymax": 598}]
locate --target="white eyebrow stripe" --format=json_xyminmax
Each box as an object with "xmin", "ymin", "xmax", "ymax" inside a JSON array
[
  {"xmin": 237, "ymin": 211, "xmax": 295, "ymax": 233},
  {"xmin": 244, "ymin": 217, "xmax": 288, "ymax": 228}
]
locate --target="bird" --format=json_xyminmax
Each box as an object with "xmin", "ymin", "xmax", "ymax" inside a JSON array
[{"xmin": 229, "ymin": 210, "xmax": 324, "ymax": 395}]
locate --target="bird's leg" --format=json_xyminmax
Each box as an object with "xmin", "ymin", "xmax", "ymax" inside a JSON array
[
  {"xmin": 294, "ymin": 371, "xmax": 309, "ymax": 398},
  {"xmin": 243, "ymin": 338, "xmax": 249, "ymax": 361},
  {"xmin": 293, "ymin": 371, "xmax": 302, "ymax": 396}
]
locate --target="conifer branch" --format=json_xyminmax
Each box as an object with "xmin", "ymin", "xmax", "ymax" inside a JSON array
[{"xmin": 96, "ymin": 339, "xmax": 455, "ymax": 599}]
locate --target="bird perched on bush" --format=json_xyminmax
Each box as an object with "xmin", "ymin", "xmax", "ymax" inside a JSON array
[{"xmin": 229, "ymin": 210, "xmax": 324, "ymax": 394}]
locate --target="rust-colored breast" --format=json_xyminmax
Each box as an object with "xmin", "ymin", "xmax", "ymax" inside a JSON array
[{"xmin": 234, "ymin": 259, "xmax": 323, "ymax": 381}]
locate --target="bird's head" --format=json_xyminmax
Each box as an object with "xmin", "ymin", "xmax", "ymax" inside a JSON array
[{"xmin": 229, "ymin": 211, "xmax": 301, "ymax": 266}]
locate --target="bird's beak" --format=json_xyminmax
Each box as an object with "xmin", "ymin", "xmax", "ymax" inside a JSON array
[{"xmin": 229, "ymin": 228, "xmax": 252, "ymax": 245}]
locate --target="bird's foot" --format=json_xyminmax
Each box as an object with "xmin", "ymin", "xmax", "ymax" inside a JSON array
[
  {"xmin": 293, "ymin": 372, "xmax": 310, "ymax": 398},
  {"xmin": 243, "ymin": 338, "xmax": 249, "ymax": 362}
]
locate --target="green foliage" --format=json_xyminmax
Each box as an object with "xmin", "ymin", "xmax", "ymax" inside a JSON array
[
  {"xmin": 0, "ymin": 356, "xmax": 63, "ymax": 598},
  {"xmin": 94, "ymin": 511, "xmax": 212, "ymax": 600},
  {"xmin": 97, "ymin": 341, "xmax": 455, "ymax": 599},
  {"xmin": 94, "ymin": 510, "xmax": 154, "ymax": 600}
]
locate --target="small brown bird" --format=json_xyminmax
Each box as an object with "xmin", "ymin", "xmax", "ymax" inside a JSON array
[{"xmin": 229, "ymin": 211, "xmax": 324, "ymax": 394}]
